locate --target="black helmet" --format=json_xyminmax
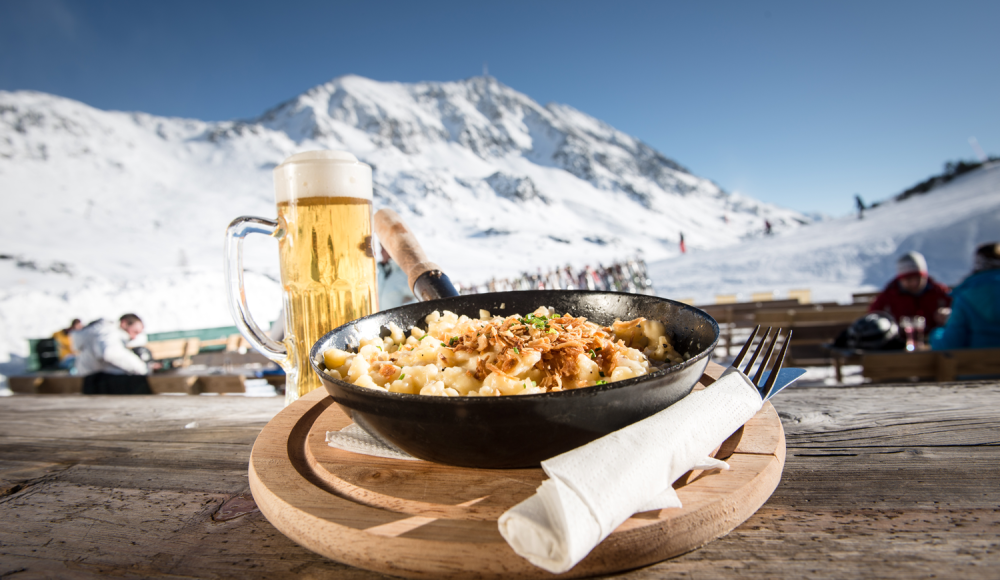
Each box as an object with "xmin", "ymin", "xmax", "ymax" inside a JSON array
[{"xmin": 846, "ymin": 312, "xmax": 900, "ymax": 350}]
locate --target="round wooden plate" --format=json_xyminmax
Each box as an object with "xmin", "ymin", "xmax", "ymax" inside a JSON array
[{"xmin": 249, "ymin": 362, "xmax": 785, "ymax": 579}]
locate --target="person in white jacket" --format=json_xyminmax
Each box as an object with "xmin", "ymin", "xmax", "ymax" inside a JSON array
[{"xmin": 74, "ymin": 314, "xmax": 153, "ymax": 394}]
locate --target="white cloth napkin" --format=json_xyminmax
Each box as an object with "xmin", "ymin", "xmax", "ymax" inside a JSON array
[{"xmin": 497, "ymin": 367, "xmax": 763, "ymax": 574}]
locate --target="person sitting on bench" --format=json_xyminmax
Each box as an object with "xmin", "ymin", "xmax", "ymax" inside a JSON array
[
  {"xmin": 74, "ymin": 313, "xmax": 155, "ymax": 394},
  {"xmin": 931, "ymin": 242, "xmax": 1000, "ymax": 350},
  {"xmin": 52, "ymin": 318, "xmax": 83, "ymax": 372},
  {"xmin": 869, "ymin": 251, "xmax": 951, "ymax": 331}
]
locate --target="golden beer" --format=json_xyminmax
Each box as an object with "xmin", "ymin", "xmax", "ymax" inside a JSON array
[
  {"xmin": 225, "ymin": 150, "xmax": 377, "ymax": 406},
  {"xmin": 276, "ymin": 196, "xmax": 377, "ymax": 398}
]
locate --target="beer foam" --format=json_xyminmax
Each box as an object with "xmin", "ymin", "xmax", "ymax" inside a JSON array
[{"xmin": 273, "ymin": 150, "xmax": 373, "ymax": 203}]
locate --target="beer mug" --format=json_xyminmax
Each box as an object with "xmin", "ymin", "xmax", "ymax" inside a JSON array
[{"xmin": 225, "ymin": 151, "xmax": 378, "ymax": 404}]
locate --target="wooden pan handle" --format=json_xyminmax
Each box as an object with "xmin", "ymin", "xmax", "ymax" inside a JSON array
[{"xmin": 374, "ymin": 209, "xmax": 442, "ymax": 292}]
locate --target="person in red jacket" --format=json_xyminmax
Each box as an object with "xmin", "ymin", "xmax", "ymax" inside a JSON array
[{"xmin": 869, "ymin": 251, "xmax": 952, "ymax": 331}]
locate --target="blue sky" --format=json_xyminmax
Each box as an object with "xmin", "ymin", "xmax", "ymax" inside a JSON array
[{"xmin": 1, "ymin": 0, "xmax": 997, "ymax": 215}]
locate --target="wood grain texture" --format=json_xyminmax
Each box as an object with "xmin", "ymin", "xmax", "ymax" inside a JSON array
[
  {"xmin": 1, "ymin": 370, "xmax": 999, "ymax": 579},
  {"xmin": 247, "ymin": 365, "xmax": 786, "ymax": 579},
  {"xmin": 197, "ymin": 374, "xmax": 246, "ymax": 393},
  {"xmin": 862, "ymin": 348, "xmax": 1000, "ymax": 382},
  {"xmin": 148, "ymin": 375, "xmax": 199, "ymax": 394}
]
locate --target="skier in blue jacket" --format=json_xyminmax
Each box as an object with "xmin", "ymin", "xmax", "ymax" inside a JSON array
[{"xmin": 931, "ymin": 242, "xmax": 1000, "ymax": 350}]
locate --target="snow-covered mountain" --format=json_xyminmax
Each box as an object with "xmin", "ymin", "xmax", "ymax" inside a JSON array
[
  {"xmin": 648, "ymin": 161, "xmax": 1000, "ymax": 304},
  {"xmin": 0, "ymin": 75, "xmax": 805, "ymax": 371}
]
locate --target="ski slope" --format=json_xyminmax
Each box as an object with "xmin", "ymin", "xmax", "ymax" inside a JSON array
[{"xmin": 648, "ymin": 162, "xmax": 1000, "ymax": 304}]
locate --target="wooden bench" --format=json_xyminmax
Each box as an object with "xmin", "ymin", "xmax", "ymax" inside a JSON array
[
  {"xmin": 8, "ymin": 376, "xmax": 43, "ymax": 393},
  {"xmin": 37, "ymin": 376, "xmax": 84, "ymax": 394},
  {"xmin": 147, "ymin": 375, "xmax": 199, "ymax": 394},
  {"xmin": 9, "ymin": 374, "xmax": 249, "ymax": 395},
  {"xmin": 698, "ymin": 299, "xmax": 802, "ymax": 357},
  {"xmin": 139, "ymin": 374, "xmax": 248, "ymax": 395},
  {"xmin": 852, "ymin": 291, "xmax": 879, "ymax": 304},
  {"xmin": 8, "ymin": 375, "xmax": 83, "ymax": 394},
  {"xmin": 197, "ymin": 375, "xmax": 246, "ymax": 394},
  {"xmin": 197, "ymin": 333, "xmax": 249, "ymax": 352},
  {"xmin": 754, "ymin": 305, "xmax": 869, "ymax": 371},
  {"xmin": 225, "ymin": 334, "xmax": 250, "ymax": 352},
  {"xmin": 754, "ymin": 304, "xmax": 869, "ymax": 326},
  {"xmin": 862, "ymin": 348, "xmax": 1000, "ymax": 382},
  {"xmin": 145, "ymin": 338, "xmax": 201, "ymax": 367},
  {"xmin": 787, "ymin": 288, "xmax": 812, "ymax": 304}
]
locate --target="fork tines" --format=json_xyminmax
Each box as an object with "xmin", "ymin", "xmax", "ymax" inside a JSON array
[{"xmin": 731, "ymin": 325, "xmax": 793, "ymax": 398}]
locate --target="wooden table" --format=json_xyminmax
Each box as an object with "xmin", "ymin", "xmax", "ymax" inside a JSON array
[{"xmin": 1, "ymin": 377, "xmax": 998, "ymax": 578}]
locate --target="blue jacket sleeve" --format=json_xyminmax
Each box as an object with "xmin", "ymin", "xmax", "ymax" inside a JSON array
[{"xmin": 931, "ymin": 297, "xmax": 971, "ymax": 350}]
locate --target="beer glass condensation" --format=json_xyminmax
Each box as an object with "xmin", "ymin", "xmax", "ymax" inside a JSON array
[{"xmin": 225, "ymin": 151, "xmax": 378, "ymax": 405}]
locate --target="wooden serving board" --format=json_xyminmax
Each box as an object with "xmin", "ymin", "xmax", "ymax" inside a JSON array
[{"xmin": 249, "ymin": 362, "xmax": 785, "ymax": 579}]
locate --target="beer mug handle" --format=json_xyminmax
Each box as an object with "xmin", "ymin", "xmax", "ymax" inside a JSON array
[{"xmin": 224, "ymin": 216, "xmax": 287, "ymax": 364}]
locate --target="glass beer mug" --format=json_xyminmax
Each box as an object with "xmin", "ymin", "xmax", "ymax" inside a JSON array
[{"xmin": 225, "ymin": 151, "xmax": 378, "ymax": 405}]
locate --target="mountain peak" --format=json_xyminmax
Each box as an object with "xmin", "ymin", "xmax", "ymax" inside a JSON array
[
  {"xmin": 0, "ymin": 77, "xmax": 807, "ymax": 284},
  {"xmin": 0, "ymin": 76, "xmax": 809, "ymax": 362}
]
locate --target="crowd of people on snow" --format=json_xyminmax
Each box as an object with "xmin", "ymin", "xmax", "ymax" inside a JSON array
[
  {"xmin": 368, "ymin": 251, "xmax": 656, "ymax": 310},
  {"xmin": 454, "ymin": 258, "xmax": 655, "ymax": 297}
]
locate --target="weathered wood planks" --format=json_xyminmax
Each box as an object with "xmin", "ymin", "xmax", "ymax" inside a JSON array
[{"xmin": 1, "ymin": 377, "xmax": 998, "ymax": 579}]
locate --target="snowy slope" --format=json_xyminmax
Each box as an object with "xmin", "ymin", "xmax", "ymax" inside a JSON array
[
  {"xmin": 648, "ymin": 162, "xmax": 1000, "ymax": 304},
  {"xmin": 0, "ymin": 75, "xmax": 804, "ymax": 372}
]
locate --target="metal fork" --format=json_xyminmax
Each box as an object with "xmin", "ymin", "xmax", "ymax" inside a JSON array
[{"xmin": 731, "ymin": 325, "xmax": 793, "ymax": 400}]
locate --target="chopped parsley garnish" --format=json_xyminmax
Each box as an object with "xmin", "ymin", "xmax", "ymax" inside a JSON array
[
  {"xmin": 440, "ymin": 342, "xmax": 446, "ymax": 347},
  {"xmin": 419, "ymin": 335, "xmax": 428, "ymax": 341},
  {"xmin": 398, "ymin": 373, "xmax": 405, "ymax": 380},
  {"xmin": 449, "ymin": 336, "xmax": 460, "ymax": 346},
  {"xmin": 589, "ymin": 349, "xmax": 597, "ymax": 358},
  {"xmin": 512, "ymin": 346, "xmax": 520, "ymax": 354},
  {"xmin": 520, "ymin": 314, "xmax": 550, "ymax": 329},
  {"xmin": 596, "ymin": 380, "xmax": 608, "ymax": 385}
]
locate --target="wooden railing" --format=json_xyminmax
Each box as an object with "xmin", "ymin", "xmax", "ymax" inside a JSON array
[
  {"xmin": 752, "ymin": 305, "xmax": 869, "ymax": 371},
  {"xmin": 694, "ymin": 293, "xmax": 871, "ymax": 371},
  {"xmin": 862, "ymin": 348, "xmax": 1000, "ymax": 382},
  {"xmin": 8, "ymin": 374, "xmax": 251, "ymax": 395}
]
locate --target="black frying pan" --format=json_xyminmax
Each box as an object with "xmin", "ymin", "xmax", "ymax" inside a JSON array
[{"xmin": 308, "ymin": 211, "xmax": 719, "ymax": 468}]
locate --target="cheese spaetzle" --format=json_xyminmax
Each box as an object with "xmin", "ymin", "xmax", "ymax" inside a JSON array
[{"xmin": 322, "ymin": 307, "xmax": 684, "ymax": 397}]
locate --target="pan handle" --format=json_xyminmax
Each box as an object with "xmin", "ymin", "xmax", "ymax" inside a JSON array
[{"xmin": 374, "ymin": 209, "xmax": 459, "ymax": 302}]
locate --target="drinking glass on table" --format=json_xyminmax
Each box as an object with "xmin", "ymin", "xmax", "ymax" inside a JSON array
[
  {"xmin": 900, "ymin": 316, "xmax": 915, "ymax": 351},
  {"xmin": 225, "ymin": 151, "xmax": 378, "ymax": 405},
  {"xmin": 914, "ymin": 316, "xmax": 926, "ymax": 348}
]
